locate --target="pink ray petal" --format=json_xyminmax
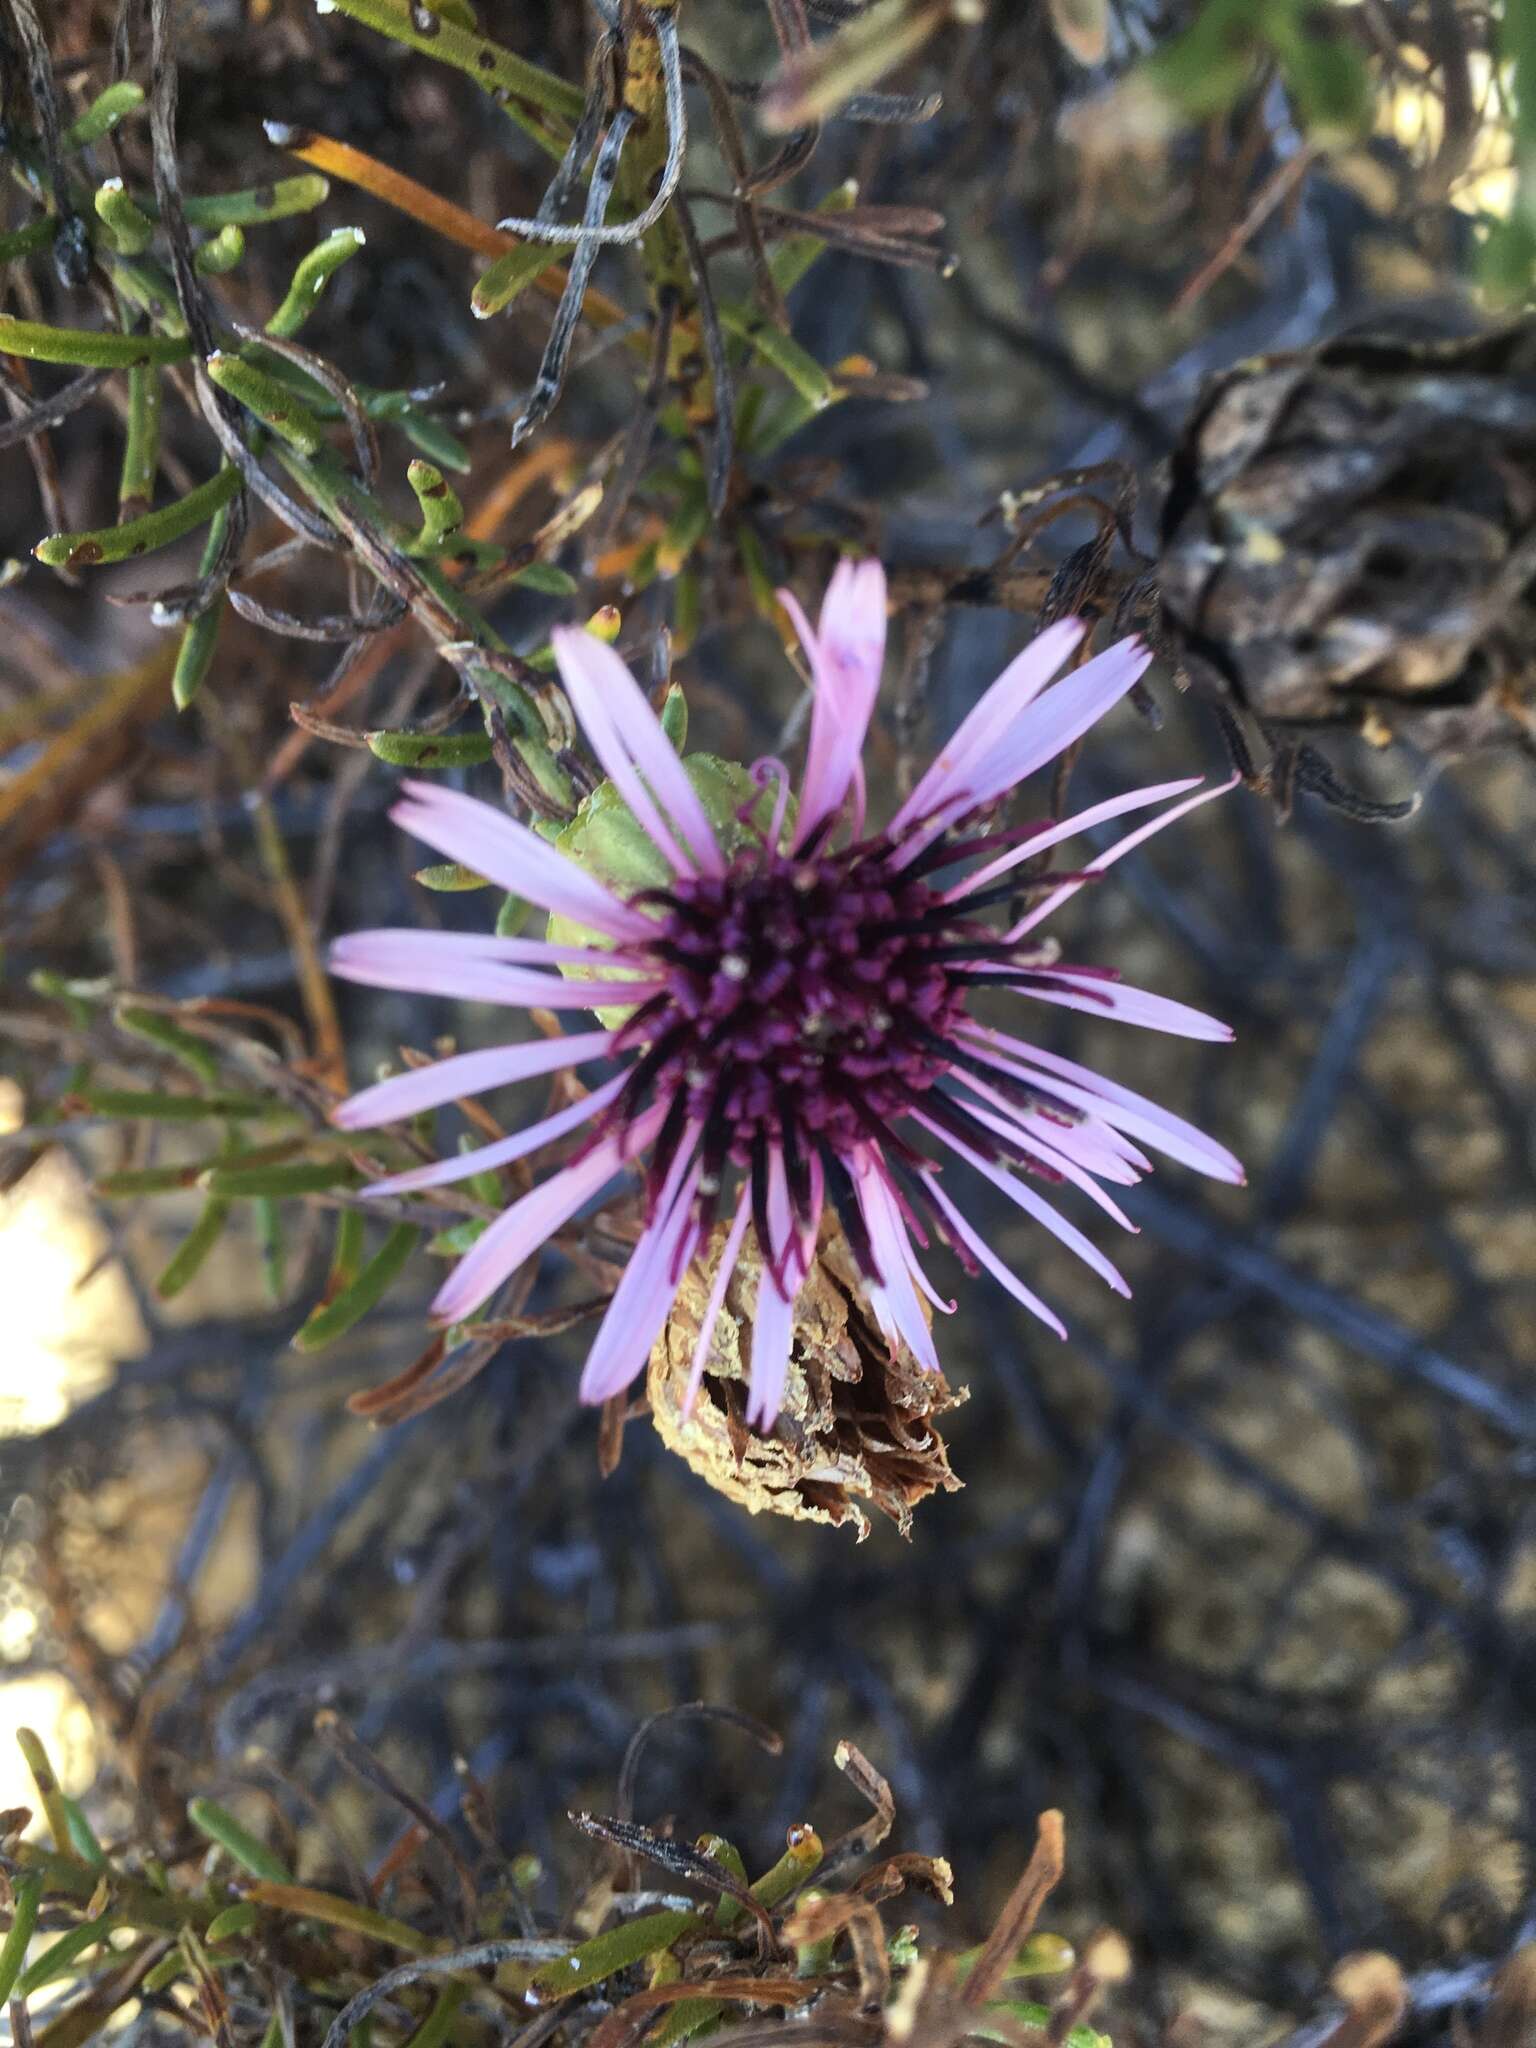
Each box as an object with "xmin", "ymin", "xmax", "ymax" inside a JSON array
[
  {"xmin": 942, "ymin": 778, "xmax": 1204, "ymax": 903},
  {"xmin": 362, "ymin": 1074, "xmax": 626, "ymax": 1196},
  {"xmin": 750, "ymin": 757, "xmax": 794, "ymax": 851},
  {"xmin": 891, "ymin": 617, "xmax": 1087, "ymax": 834},
  {"xmin": 954, "ymin": 1065, "xmax": 1145, "ymax": 1188},
  {"xmin": 683, "ymin": 1186, "xmax": 753, "ymax": 1417},
  {"xmin": 904, "ymin": 1247, "xmax": 957, "ymax": 1316},
  {"xmin": 330, "ymin": 934, "xmax": 662, "ymax": 1012},
  {"xmin": 745, "ymin": 1146, "xmax": 814, "ymax": 1427},
  {"xmin": 1008, "ymin": 774, "xmax": 1241, "ymax": 939},
  {"xmin": 950, "ymin": 1081, "xmax": 1139, "ymax": 1230},
  {"xmin": 390, "ymin": 781, "xmax": 652, "ymax": 939},
  {"xmin": 910, "ymin": 1110, "xmax": 1130, "ymax": 1297},
  {"xmin": 791, "ymin": 558, "xmax": 887, "ymax": 849},
  {"xmin": 1012, "ymin": 970, "xmax": 1233, "ymax": 1042},
  {"xmin": 552, "ymin": 629, "xmax": 724, "ymax": 876},
  {"xmin": 962, "ymin": 1027, "xmax": 1245, "ymax": 1184},
  {"xmin": 940, "ymin": 636, "xmax": 1155, "ymax": 824},
  {"xmin": 745, "ymin": 1256, "xmax": 800, "ymax": 1429},
  {"xmin": 332, "ymin": 1027, "xmax": 617, "ymax": 1131},
  {"xmin": 330, "ymin": 929, "xmax": 635, "ymax": 975},
  {"xmin": 921, "ymin": 1170, "xmax": 1067, "ymax": 1340},
  {"xmin": 1024, "ymin": 1109, "xmax": 1148, "ymax": 1183},
  {"xmin": 776, "ymin": 585, "xmax": 821, "ymax": 676},
  {"xmin": 578, "ymin": 1144, "xmax": 703, "ymax": 1404},
  {"xmin": 1084, "ymin": 1120, "xmax": 1154, "ymax": 1175},
  {"xmin": 852, "ymin": 1152, "xmax": 942, "ymax": 1374},
  {"xmin": 429, "ymin": 1102, "xmax": 666, "ymax": 1325},
  {"xmin": 745, "ymin": 1280, "xmax": 799, "ymax": 1427}
]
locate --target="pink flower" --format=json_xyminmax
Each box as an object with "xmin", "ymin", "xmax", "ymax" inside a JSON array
[{"xmin": 330, "ymin": 561, "xmax": 1243, "ymax": 1427}]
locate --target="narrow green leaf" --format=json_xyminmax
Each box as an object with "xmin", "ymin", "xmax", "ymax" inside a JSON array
[
  {"xmin": 648, "ymin": 1997, "xmax": 724, "ymax": 2048},
  {"xmin": 187, "ymin": 1799, "xmax": 293, "ymax": 1884},
  {"xmin": 511, "ymin": 561, "xmax": 579, "ymax": 595},
  {"xmin": 173, "ymin": 597, "xmax": 225, "ymax": 709},
  {"xmin": 243, "ymin": 1883, "xmax": 434, "ymax": 1955},
  {"xmin": 17, "ymin": 1917, "xmax": 113, "ymax": 1997},
  {"xmin": 0, "ymin": 1875, "xmax": 43, "ymax": 2007},
  {"xmin": 471, "ymin": 242, "xmax": 569, "ymax": 321},
  {"xmin": 155, "ymin": 1198, "xmax": 232, "ymax": 1300},
  {"xmin": 672, "ymin": 565, "xmax": 701, "ymax": 650},
  {"xmin": 181, "ymin": 175, "xmax": 331, "ymax": 228},
  {"xmin": 62, "ymin": 1797, "xmax": 107, "ymax": 1868},
  {"xmin": 267, "ymin": 227, "xmax": 367, "ymax": 338},
  {"xmin": 141, "ymin": 1951, "xmax": 189, "ymax": 1994},
  {"xmin": 205, "ymin": 353, "xmax": 327, "ymax": 454},
  {"xmin": 16, "ymin": 1728, "xmax": 73, "ymax": 1850},
  {"xmin": 194, "ymin": 224, "xmax": 247, "ymax": 275},
  {"xmin": 529, "ymin": 1909, "xmax": 699, "ymax": 1999},
  {"xmin": 328, "ymin": 1204, "xmax": 367, "ymax": 1291},
  {"xmin": 316, "ymin": 0, "xmax": 582, "ymax": 147},
  {"xmin": 29, "ymin": 970, "xmax": 104, "ymax": 1028},
  {"xmin": 1479, "ymin": 214, "xmax": 1536, "ymax": 302},
  {"xmin": 173, "ymin": 493, "xmax": 236, "ymax": 711},
  {"xmin": 396, "ymin": 407, "xmax": 472, "ymax": 473},
  {"xmin": 201, "ymin": 1159, "xmax": 354, "ymax": 1197},
  {"xmin": 768, "ymin": 180, "xmax": 858, "ymax": 297},
  {"xmin": 1507, "ymin": 0, "xmax": 1536, "ymax": 159},
  {"xmin": 759, "ymin": 0, "xmax": 939, "ymax": 129},
  {"xmin": 427, "ymin": 1218, "xmax": 490, "ymax": 1256},
  {"xmin": 63, "ymin": 81, "xmax": 146, "ymax": 149},
  {"xmin": 96, "ymin": 1165, "xmax": 198, "ymax": 1196},
  {"xmin": 292, "ymin": 1223, "xmax": 420, "ymax": 1352},
  {"xmin": 0, "ymin": 313, "xmax": 187, "ymax": 368},
  {"xmin": 955, "ymin": 1934, "xmax": 1075, "ymax": 1983},
  {"xmin": 114, "ymin": 1004, "xmax": 221, "ymax": 1085},
  {"xmin": 94, "ymin": 179, "xmax": 155, "ymax": 254},
  {"xmin": 36, "ymin": 465, "xmax": 240, "ymax": 570},
  {"xmin": 415, "ymin": 862, "xmax": 491, "ymax": 891},
  {"xmin": 0, "ymin": 219, "xmax": 57, "ymax": 263},
  {"xmin": 977, "ymin": 2005, "xmax": 1108, "ymax": 2048},
  {"xmin": 366, "ymin": 730, "xmax": 494, "ymax": 768},
  {"xmin": 108, "ymin": 252, "xmax": 188, "ymax": 335},
  {"xmin": 205, "ymin": 1904, "xmax": 261, "ymax": 1945},
  {"xmin": 401, "ymin": 1985, "xmax": 465, "ymax": 2048},
  {"xmin": 658, "ymin": 492, "xmax": 709, "ymax": 578},
  {"xmin": 405, "ymin": 459, "xmax": 465, "ymax": 552},
  {"xmin": 119, "ymin": 363, "xmax": 163, "ymax": 517},
  {"xmin": 714, "ymin": 1827, "xmax": 822, "ymax": 1929},
  {"xmin": 494, "ymin": 892, "xmax": 531, "ymax": 937},
  {"xmin": 715, "ymin": 304, "xmax": 837, "ymax": 411},
  {"xmin": 659, "ymin": 684, "xmax": 688, "ymax": 754},
  {"xmin": 79, "ymin": 1086, "xmax": 272, "ymax": 1120}
]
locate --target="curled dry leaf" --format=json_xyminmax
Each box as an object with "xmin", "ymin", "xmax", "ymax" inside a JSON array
[
  {"xmin": 1158, "ymin": 319, "xmax": 1536, "ymax": 764},
  {"xmin": 648, "ymin": 1217, "xmax": 965, "ymax": 1539}
]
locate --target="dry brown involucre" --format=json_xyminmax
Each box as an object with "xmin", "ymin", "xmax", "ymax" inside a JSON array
[{"xmin": 649, "ymin": 1219, "xmax": 965, "ymax": 1540}]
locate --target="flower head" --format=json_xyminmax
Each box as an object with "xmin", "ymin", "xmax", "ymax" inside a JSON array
[{"xmin": 330, "ymin": 561, "xmax": 1243, "ymax": 1427}]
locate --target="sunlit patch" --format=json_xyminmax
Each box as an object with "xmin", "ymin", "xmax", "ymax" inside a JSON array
[
  {"xmin": 1377, "ymin": 47, "xmax": 1516, "ymax": 220},
  {"xmin": 0, "ymin": 1116, "xmax": 145, "ymax": 1436}
]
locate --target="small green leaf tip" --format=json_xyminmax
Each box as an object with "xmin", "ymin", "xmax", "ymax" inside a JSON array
[{"xmin": 267, "ymin": 227, "xmax": 367, "ymax": 338}]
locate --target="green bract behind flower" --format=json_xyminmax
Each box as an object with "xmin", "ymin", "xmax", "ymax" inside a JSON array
[{"xmin": 546, "ymin": 755, "xmax": 790, "ymax": 1026}]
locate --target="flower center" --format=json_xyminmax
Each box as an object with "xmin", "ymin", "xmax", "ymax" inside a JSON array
[{"xmin": 605, "ymin": 836, "xmax": 1023, "ymax": 1192}]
